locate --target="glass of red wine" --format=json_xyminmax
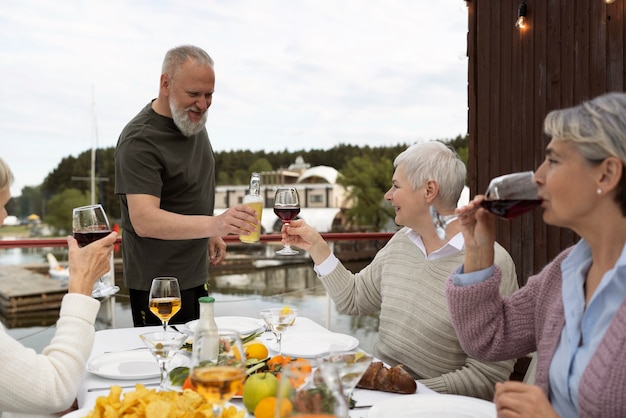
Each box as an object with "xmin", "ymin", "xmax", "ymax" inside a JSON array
[
  {"xmin": 72, "ymin": 204, "xmax": 120, "ymax": 298},
  {"xmin": 480, "ymin": 171, "xmax": 542, "ymax": 219},
  {"xmin": 274, "ymin": 188, "xmax": 301, "ymax": 255}
]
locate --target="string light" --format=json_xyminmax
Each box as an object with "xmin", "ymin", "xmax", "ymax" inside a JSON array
[{"xmin": 516, "ymin": 0, "xmax": 527, "ymax": 30}]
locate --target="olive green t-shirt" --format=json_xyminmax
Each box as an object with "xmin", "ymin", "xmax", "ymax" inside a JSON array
[{"xmin": 114, "ymin": 102, "xmax": 215, "ymax": 291}]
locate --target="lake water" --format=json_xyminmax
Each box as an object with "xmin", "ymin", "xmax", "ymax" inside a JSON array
[{"xmin": 1, "ymin": 247, "xmax": 380, "ymax": 354}]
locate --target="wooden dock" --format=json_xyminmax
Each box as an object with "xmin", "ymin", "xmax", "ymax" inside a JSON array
[{"xmin": 0, "ymin": 265, "xmax": 66, "ymax": 316}]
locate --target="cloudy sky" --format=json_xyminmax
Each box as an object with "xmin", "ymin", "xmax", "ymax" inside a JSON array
[{"xmin": 1, "ymin": 0, "xmax": 469, "ymax": 197}]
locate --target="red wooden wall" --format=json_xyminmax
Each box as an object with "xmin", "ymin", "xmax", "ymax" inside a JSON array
[{"xmin": 466, "ymin": 0, "xmax": 626, "ymax": 284}]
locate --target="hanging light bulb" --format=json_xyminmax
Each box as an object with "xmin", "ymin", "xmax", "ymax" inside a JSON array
[
  {"xmin": 516, "ymin": 0, "xmax": 527, "ymax": 30},
  {"xmin": 606, "ymin": 0, "xmax": 616, "ymax": 4}
]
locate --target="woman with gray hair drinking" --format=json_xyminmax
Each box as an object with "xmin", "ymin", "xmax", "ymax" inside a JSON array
[{"xmin": 447, "ymin": 92, "xmax": 626, "ymax": 417}]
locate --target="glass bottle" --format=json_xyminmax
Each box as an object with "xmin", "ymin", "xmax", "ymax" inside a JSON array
[
  {"xmin": 239, "ymin": 172, "xmax": 263, "ymax": 243},
  {"xmin": 192, "ymin": 296, "xmax": 219, "ymax": 364}
]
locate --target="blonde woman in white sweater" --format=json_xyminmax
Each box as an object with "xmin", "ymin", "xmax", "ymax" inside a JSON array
[
  {"xmin": 283, "ymin": 141, "xmax": 518, "ymax": 400},
  {"xmin": 0, "ymin": 157, "xmax": 117, "ymax": 415}
]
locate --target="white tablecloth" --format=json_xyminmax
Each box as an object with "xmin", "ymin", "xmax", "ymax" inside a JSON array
[{"xmin": 76, "ymin": 317, "xmax": 435, "ymax": 417}]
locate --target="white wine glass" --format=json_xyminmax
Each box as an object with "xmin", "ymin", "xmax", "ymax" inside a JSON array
[
  {"xmin": 274, "ymin": 188, "xmax": 300, "ymax": 255},
  {"xmin": 260, "ymin": 307, "xmax": 297, "ymax": 356},
  {"xmin": 480, "ymin": 171, "xmax": 542, "ymax": 219},
  {"xmin": 149, "ymin": 277, "xmax": 182, "ymax": 332},
  {"xmin": 190, "ymin": 329, "xmax": 247, "ymax": 417},
  {"xmin": 317, "ymin": 350, "xmax": 373, "ymax": 407},
  {"xmin": 139, "ymin": 330, "xmax": 188, "ymax": 392},
  {"xmin": 72, "ymin": 204, "xmax": 119, "ymax": 299}
]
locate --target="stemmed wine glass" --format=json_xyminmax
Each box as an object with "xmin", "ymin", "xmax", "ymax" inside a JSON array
[
  {"xmin": 72, "ymin": 204, "xmax": 120, "ymax": 299},
  {"xmin": 480, "ymin": 171, "xmax": 542, "ymax": 219},
  {"xmin": 190, "ymin": 329, "xmax": 247, "ymax": 417},
  {"xmin": 260, "ymin": 307, "xmax": 297, "ymax": 355},
  {"xmin": 276, "ymin": 359, "xmax": 349, "ymax": 417},
  {"xmin": 139, "ymin": 330, "xmax": 188, "ymax": 392},
  {"xmin": 274, "ymin": 188, "xmax": 301, "ymax": 255},
  {"xmin": 317, "ymin": 350, "xmax": 373, "ymax": 407},
  {"xmin": 149, "ymin": 277, "xmax": 182, "ymax": 332}
]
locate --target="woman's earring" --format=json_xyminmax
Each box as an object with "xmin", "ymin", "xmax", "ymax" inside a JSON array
[{"xmin": 597, "ymin": 188, "xmax": 602, "ymax": 195}]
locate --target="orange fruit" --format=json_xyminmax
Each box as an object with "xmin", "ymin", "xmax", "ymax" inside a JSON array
[
  {"xmin": 182, "ymin": 375, "xmax": 195, "ymax": 391},
  {"xmin": 254, "ymin": 396, "xmax": 293, "ymax": 418},
  {"xmin": 245, "ymin": 342, "xmax": 269, "ymax": 361}
]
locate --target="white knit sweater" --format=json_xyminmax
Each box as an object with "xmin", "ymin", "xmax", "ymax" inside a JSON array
[
  {"xmin": 0, "ymin": 293, "xmax": 100, "ymax": 415},
  {"xmin": 317, "ymin": 227, "xmax": 519, "ymax": 400}
]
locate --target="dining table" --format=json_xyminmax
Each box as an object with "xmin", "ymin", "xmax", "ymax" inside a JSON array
[{"xmin": 74, "ymin": 316, "xmax": 436, "ymax": 418}]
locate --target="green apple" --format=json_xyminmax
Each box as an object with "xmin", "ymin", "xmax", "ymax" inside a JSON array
[{"xmin": 242, "ymin": 372, "xmax": 278, "ymax": 413}]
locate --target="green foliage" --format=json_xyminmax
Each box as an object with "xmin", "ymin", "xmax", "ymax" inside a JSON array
[
  {"xmin": 42, "ymin": 148, "xmax": 118, "ymax": 220},
  {"xmin": 338, "ymin": 156, "xmax": 395, "ymax": 231},
  {"xmin": 45, "ymin": 188, "xmax": 90, "ymax": 234}
]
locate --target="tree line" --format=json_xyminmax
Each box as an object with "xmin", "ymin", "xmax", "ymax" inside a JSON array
[{"xmin": 7, "ymin": 135, "xmax": 467, "ymax": 233}]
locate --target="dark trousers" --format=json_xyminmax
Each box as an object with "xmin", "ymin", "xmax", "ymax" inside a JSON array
[{"xmin": 129, "ymin": 285, "xmax": 208, "ymax": 327}]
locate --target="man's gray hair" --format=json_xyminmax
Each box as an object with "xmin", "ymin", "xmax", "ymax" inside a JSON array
[{"xmin": 162, "ymin": 45, "xmax": 214, "ymax": 77}]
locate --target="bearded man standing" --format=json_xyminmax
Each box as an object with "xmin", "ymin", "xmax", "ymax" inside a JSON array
[{"xmin": 115, "ymin": 45, "xmax": 259, "ymax": 326}]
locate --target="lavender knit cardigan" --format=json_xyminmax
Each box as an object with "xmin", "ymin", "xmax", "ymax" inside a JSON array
[{"xmin": 446, "ymin": 247, "xmax": 626, "ymax": 418}]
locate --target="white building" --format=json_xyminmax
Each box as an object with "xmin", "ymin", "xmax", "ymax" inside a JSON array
[{"xmin": 214, "ymin": 159, "xmax": 350, "ymax": 233}]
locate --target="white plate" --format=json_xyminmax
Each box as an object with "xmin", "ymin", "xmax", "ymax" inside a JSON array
[
  {"xmin": 368, "ymin": 394, "xmax": 496, "ymax": 418},
  {"xmin": 61, "ymin": 408, "xmax": 91, "ymax": 418},
  {"xmin": 87, "ymin": 350, "xmax": 189, "ymax": 380},
  {"xmin": 185, "ymin": 316, "xmax": 265, "ymax": 335},
  {"xmin": 271, "ymin": 331, "xmax": 359, "ymax": 358}
]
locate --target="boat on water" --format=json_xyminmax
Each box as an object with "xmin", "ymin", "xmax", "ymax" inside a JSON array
[{"xmin": 47, "ymin": 253, "xmax": 69, "ymax": 282}]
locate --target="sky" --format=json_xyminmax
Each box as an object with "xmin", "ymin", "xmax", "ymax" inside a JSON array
[{"xmin": 0, "ymin": 0, "xmax": 469, "ymax": 197}]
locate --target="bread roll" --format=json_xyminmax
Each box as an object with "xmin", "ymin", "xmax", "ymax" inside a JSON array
[{"xmin": 356, "ymin": 361, "xmax": 417, "ymax": 394}]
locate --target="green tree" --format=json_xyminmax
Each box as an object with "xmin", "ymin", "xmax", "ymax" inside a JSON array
[
  {"xmin": 338, "ymin": 156, "xmax": 395, "ymax": 231},
  {"xmin": 17, "ymin": 185, "xmax": 44, "ymax": 218},
  {"xmin": 45, "ymin": 188, "xmax": 90, "ymax": 234},
  {"xmin": 249, "ymin": 158, "xmax": 273, "ymax": 174}
]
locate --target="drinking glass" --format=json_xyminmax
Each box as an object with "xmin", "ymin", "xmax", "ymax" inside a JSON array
[
  {"xmin": 139, "ymin": 330, "xmax": 188, "ymax": 391},
  {"xmin": 72, "ymin": 204, "xmax": 120, "ymax": 298},
  {"xmin": 273, "ymin": 188, "xmax": 301, "ymax": 255},
  {"xmin": 480, "ymin": 171, "xmax": 542, "ymax": 219},
  {"xmin": 317, "ymin": 351, "xmax": 373, "ymax": 407},
  {"xmin": 190, "ymin": 329, "xmax": 247, "ymax": 417},
  {"xmin": 260, "ymin": 307, "xmax": 298, "ymax": 356},
  {"xmin": 149, "ymin": 277, "xmax": 182, "ymax": 332},
  {"xmin": 276, "ymin": 359, "xmax": 349, "ymax": 418}
]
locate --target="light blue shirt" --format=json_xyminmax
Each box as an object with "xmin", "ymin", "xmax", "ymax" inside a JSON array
[
  {"xmin": 549, "ymin": 240, "xmax": 626, "ymax": 417},
  {"xmin": 453, "ymin": 239, "xmax": 626, "ymax": 417}
]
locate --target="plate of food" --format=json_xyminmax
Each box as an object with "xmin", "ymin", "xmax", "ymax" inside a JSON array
[
  {"xmin": 185, "ymin": 316, "xmax": 265, "ymax": 335},
  {"xmin": 87, "ymin": 349, "xmax": 189, "ymax": 380},
  {"xmin": 76, "ymin": 384, "xmax": 246, "ymax": 417},
  {"xmin": 270, "ymin": 331, "xmax": 359, "ymax": 358},
  {"xmin": 368, "ymin": 394, "xmax": 496, "ymax": 418}
]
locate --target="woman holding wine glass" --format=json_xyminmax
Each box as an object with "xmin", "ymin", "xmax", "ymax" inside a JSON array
[
  {"xmin": 282, "ymin": 141, "xmax": 519, "ymax": 400},
  {"xmin": 0, "ymin": 156, "xmax": 118, "ymax": 414},
  {"xmin": 446, "ymin": 92, "xmax": 626, "ymax": 417}
]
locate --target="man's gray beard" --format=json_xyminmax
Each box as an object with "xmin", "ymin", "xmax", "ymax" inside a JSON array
[{"xmin": 170, "ymin": 101, "xmax": 207, "ymax": 137}]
